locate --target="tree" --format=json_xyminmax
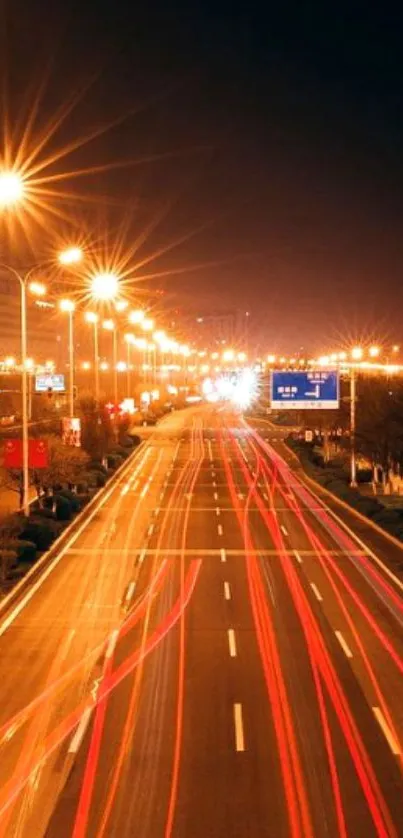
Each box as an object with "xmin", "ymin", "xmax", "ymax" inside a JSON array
[
  {"xmin": 355, "ymin": 377, "xmax": 403, "ymax": 472},
  {"xmin": 35, "ymin": 435, "xmax": 89, "ymax": 492},
  {"xmin": 78, "ymin": 395, "xmax": 114, "ymax": 460}
]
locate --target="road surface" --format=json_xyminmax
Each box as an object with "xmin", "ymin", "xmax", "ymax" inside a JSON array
[{"xmin": 0, "ymin": 405, "xmax": 401, "ymax": 836}]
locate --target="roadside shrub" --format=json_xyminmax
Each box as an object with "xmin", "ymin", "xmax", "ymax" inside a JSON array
[
  {"xmin": 86, "ymin": 470, "xmax": 106, "ymax": 488},
  {"xmin": 354, "ymin": 497, "xmax": 382, "ymax": 518},
  {"xmin": 19, "ymin": 521, "xmax": 56, "ymax": 551},
  {"xmin": 373, "ymin": 508, "xmax": 402, "ymax": 527},
  {"xmin": 0, "ymin": 550, "xmax": 18, "ymax": 581},
  {"xmin": 76, "ymin": 481, "xmax": 89, "ymax": 494},
  {"xmin": 106, "ymin": 454, "xmax": 121, "ymax": 469},
  {"xmin": 76, "ymin": 492, "xmax": 91, "ymax": 507},
  {"xmin": 57, "ymin": 489, "xmax": 81, "ymax": 512},
  {"xmin": 3, "ymin": 539, "xmax": 37, "ymax": 562},
  {"xmin": 54, "ymin": 495, "xmax": 72, "ymax": 522},
  {"xmin": 129, "ymin": 434, "xmax": 141, "ymax": 447},
  {"xmin": 31, "ymin": 506, "xmax": 55, "ymax": 520},
  {"xmin": 88, "ymin": 460, "xmax": 108, "ymax": 476},
  {"xmin": 111, "ymin": 445, "xmax": 129, "ymax": 459}
]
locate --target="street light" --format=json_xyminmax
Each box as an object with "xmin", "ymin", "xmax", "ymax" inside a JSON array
[
  {"xmin": 141, "ymin": 317, "xmax": 154, "ymax": 332},
  {"xmin": 0, "ymin": 263, "xmax": 47, "ymax": 516},
  {"xmin": 103, "ymin": 318, "xmax": 118, "ymax": 405},
  {"xmin": 351, "ymin": 346, "xmax": 363, "ymax": 361},
  {"xmin": 90, "ymin": 272, "xmax": 119, "ymax": 302},
  {"xmin": 0, "ymin": 171, "xmax": 24, "ymax": 207},
  {"xmin": 85, "ymin": 311, "xmax": 100, "ymax": 402},
  {"xmin": 58, "ymin": 247, "xmax": 83, "ymax": 266},
  {"xmin": 128, "ymin": 309, "xmax": 145, "ymax": 325},
  {"xmin": 369, "ymin": 345, "xmax": 380, "ymax": 358},
  {"xmin": 60, "ymin": 299, "xmax": 76, "ymax": 418},
  {"xmin": 115, "ymin": 299, "xmax": 128, "ymax": 312}
]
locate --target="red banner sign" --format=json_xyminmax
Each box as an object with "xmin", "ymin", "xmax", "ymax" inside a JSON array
[
  {"xmin": 2, "ymin": 438, "xmax": 49, "ymax": 469},
  {"xmin": 29, "ymin": 439, "xmax": 49, "ymax": 469},
  {"xmin": 3, "ymin": 439, "xmax": 23, "ymax": 469}
]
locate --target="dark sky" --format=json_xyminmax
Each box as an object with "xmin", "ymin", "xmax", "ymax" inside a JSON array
[{"xmin": 2, "ymin": 1, "xmax": 403, "ymax": 352}]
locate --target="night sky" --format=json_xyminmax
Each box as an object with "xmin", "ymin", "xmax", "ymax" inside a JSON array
[{"xmin": 2, "ymin": 1, "xmax": 403, "ymax": 352}]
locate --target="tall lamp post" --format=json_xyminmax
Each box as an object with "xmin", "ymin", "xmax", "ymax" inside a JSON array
[
  {"xmin": 60, "ymin": 300, "xmax": 76, "ymax": 418},
  {"xmin": 103, "ymin": 319, "xmax": 118, "ymax": 405},
  {"xmin": 85, "ymin": 312, "xmax": 100, "ymax": 402},
  {"xmin": 0, "ymin": 266, "xmax": 46, "ymax": 516},
  {"xmin": 124, "ymin": 333, "xmax": 135, "ymax": 398}
]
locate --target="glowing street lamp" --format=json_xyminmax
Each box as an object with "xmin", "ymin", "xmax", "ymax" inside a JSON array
[
  {"xmin": 60, "ymin": 299, "xmax": 76, "ymax": 418},
  {"xmin": 90, "ymin": 272, "xmax": 119, "ymax": 302},
  {"xmin": 222, "ymin": 348, "xmax": 235, "ymax": 363},
  {"xmin": 28, "ymin": 281, "xmax": 46, "ymax": 297},
  {"xmin": 115, "ymin": 299, "xmax": 128, "ymax": 312},
  {"xmin": 141, "ymin": 317, "xmax": 154, "ymax": 332},
  {"xmin": 369, "ymin": 345, "xmax": 380, "ymax": 358},
  {"xmin": 0, "ymin": 170, "xmax": 24, "ymax": 207},
  {"xmin": 85, "ymin": 312, "xmax": 100, "ymax": 401},
  {"xmin": 58, "ymin": 247, "xmax": 83, "ymax": 266},
  {"xmin": 128, "ymin": 309, "xmax": 145, "ymax": 325},
  {"xmin": 351, "ymin": 346, "xmax": 363, "ymax": 361}
]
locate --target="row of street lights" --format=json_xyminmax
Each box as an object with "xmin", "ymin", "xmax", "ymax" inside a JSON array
[{"xmin": 0, "ymin": 169, "xmax": 192, "ymax": 515}]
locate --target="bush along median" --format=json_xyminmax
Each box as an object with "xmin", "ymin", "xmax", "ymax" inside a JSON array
[
  {"xmin": 286, "ymin": 436, "xmax": 403, "ymax": 544},
  {"xmin": 0, "ymin": 429, "xmax": 142, "ymax": 595}
]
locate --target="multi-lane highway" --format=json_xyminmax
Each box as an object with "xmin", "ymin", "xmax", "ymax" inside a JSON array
[{"xmin": 0, "ymin": 405, "xmax": 402, "ymax": 837}]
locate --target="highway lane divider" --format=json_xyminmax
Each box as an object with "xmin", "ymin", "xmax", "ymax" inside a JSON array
[{"xmin": 0, "ymin": 442, "xmax": 146, "ymax": 634}]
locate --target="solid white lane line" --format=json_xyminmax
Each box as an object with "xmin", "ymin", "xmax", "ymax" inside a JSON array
[
  {"xmin": 105, "ymin": 628, "xmax": 119, "ymax": 660},
  {"xmin": 310, "ymin": 583, "xmax": 323, "ymax": 602},
  {"xmin": 220, "ymin": 548, "xmax": 227, "ymax": 563},
  {"xmin": 280, "ymin": 524, "xmax": 288, "ymax": 536},
  {"xmin": 228, "ymin": 629, "xmax": 237, "ymax": 657},
  {"xmin": 126, "ymin": 581, "xmax": 136, "ymax": 603},
  {"xmin": 335, "ymin": 631, "xmax": 353, "ymax": 659},
  {"xmin": 294, "ymin": 550, "xmax": 303, "ymax": 564},
  {"xmin": 224, "ymin": 581, "xmax": 231, "ymax": 601},
  {"xmin": 69, "ymin": 707, "xmax": 93, "ymax": 754},
  {"xmin": 213, "ymin": 492, "xmax": 218, "ymax": 501},
  {"xmin": 373, "ymin": 707, "xmax": 400, "ymax": 755},
  {"xmin": 218, "ymin": 524, "xmax": 223, "ymax": 536},
  {"xmin": 233, "ymin": 703, "xmax": 245, "ymax": 752},
  {"xmin": 216, "ymin": 507, "xmax": 221, "ymax": 516},
  {"xmin": 147, "ymin": 524, "xmax": 155, "ymax": 537}
]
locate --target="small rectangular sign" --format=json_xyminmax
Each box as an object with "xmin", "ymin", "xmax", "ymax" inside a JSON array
[
  {"xmin": 271, "ymin": 370, "xmax": 339, "ymax": 410},
  {"xmin": 62, "ymin": 417, "xmax": 81, "ymax": 447},
  {"xmin": 35, "ymin": 374, "xmax": 65, "ymax": 393}
]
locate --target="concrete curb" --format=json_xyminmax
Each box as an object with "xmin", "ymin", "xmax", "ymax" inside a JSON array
[{"xmin": 0, "ymin": 443, "xmax": 144, "ymax": 619}]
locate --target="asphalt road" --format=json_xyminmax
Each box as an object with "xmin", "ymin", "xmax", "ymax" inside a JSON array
[{"xmin": 0, "ymin": 405, "xmax": 401, "ymax": 836}]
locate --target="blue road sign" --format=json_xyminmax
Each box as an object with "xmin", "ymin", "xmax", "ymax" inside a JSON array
[
  {"xmin": 35, "ymin": 374, "xmax": 65, "ymax": 393},
  {"xmin": 271, "ymin": 370, "xmax": 339, "ymax": 409}
]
